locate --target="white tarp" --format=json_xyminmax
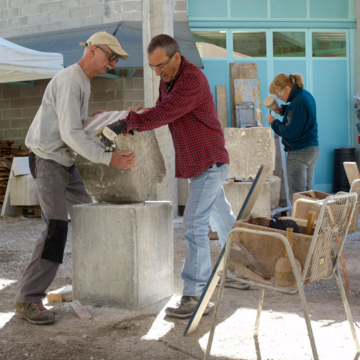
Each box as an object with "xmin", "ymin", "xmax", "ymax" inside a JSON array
[{"xmin": 0, "ymin": 37, "xmax": 64, "ymax": 83}]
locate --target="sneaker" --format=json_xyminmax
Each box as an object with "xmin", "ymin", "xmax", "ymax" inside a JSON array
[
  {"xmin": 165, "ymin": 295, "xmax": 209, "ymax": 319},
  {"xmin": 15, "ymin": 301, "xmax": 55, "ymax": 325}
]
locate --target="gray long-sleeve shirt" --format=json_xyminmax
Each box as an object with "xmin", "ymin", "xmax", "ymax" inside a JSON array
[{"xmin": 26, "ymin": 64, "xmax": 112, "ymax": 167}]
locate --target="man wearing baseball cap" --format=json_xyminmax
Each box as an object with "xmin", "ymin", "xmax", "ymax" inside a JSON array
[{"xmin": 14, "ymin": 32, "xmax": 134, "ymax": 325}]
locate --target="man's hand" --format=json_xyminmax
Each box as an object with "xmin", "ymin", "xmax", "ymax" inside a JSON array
[
  {"xmin": 110, "ymin": 151, "xmax": 136, "ymax": 170},
  {"xmin": 92, "ymin": 109, "xmax": 110, "ymax": 117},
  {"xmin": 127, "ymin": 104, "xmax": 148, "ymax": 112},
  {"xmin": 266, "ymin": 114, "xmax": 276, "ymax": 124},
  {"xmin": 100, "ymin": 120, "xmax": 128, "ymax": 152}
]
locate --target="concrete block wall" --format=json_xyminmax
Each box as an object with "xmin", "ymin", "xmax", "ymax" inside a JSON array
[
  {"xmin": 0, "ymin": 69, "xmax": 144, "ymax": 146},
  {"xmin": 0, "ymin": 0, "xmax": 187, "ymax": 38}
]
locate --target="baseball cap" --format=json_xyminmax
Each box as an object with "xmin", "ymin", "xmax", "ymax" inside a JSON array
[{"xmin": 80, "ymin": 31, "xmax": 129, "ymax": 60}]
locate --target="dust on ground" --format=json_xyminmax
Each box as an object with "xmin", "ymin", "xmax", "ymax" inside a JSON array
[{"xmin": 0, "ymin": 215, "xmax": 360, "ymax": 360}]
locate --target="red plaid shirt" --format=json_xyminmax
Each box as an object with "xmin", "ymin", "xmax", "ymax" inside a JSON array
[{"xmin": 123, "ymin": 56, "xmax": 229, "ymax": 179}]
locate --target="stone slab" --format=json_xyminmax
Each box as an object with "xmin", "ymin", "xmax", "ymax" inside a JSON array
[
  {"xmin": 224, "ymin": 127, "xmax": 275, "ymax": 180},
  {"xmin": 72, "ymin": 201, "xmax": 174, "ymax": 310},
  {"xmin": 224, "ymin": 176, "xmax": 281, "ymax": 218},
  {"xmin": 9, "ymin": 174, "xmax": 39, "ymax": 206},
  {"xmin": 70, "ymin": 110, "xmax": 166, "ymax": 203}
]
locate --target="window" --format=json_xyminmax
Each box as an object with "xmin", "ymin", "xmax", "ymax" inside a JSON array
[
  {"xmin": 192, "ymin": 31, "xmax": 227, "ymax": 58},
  {"xmin": 273, "ymin": 32, "xmax": 306, "ymax": 57},
  {"xmin": 312, "ymin": 32, "xmax": 346, "ymax": 57},
  {"xmin": 233, "ymin": 31, "xmax": 266, "ymax": 57}
]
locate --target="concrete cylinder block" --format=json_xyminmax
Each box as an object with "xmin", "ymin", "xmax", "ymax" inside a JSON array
[{"xmin": 72, "ymin": 201, "xmax": 174, "ymax": 309}]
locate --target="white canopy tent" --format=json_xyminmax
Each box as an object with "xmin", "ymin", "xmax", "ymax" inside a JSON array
[{"xmin": 0, "ymin": 37, "xmax": 63, "ymax": 83}]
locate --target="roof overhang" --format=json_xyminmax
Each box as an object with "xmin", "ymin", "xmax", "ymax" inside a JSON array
[{"xmin": 6, "ymin": 21, "xmax": 203, "ymax": 70}]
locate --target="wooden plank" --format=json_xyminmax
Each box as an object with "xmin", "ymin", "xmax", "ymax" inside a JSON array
[
  {"xmin": 343, "ymin": 162, "xmax": 359, "ymax": 186},
  {"xmin": 230, "ymin": 242, "xmax": 271, "ymax": 279},
  {"xmin": 216, "ymin": 86, "xmax": 228, "ymax": 131},
  {"xmin": 227, "ymin": 260, "xmax": 272, "ymax": 285},
  {"xmin": 47, "ymin": 285, "xmax": 73, "ymax": 303},
  {"xmin": 229, "ymin": 63, "xmax": 258, "ymax": 127},
  {"xmin": 69, "ymin": 300, "xmax": 92, "ymax": 320},
  {"xmin": 184, "ymin": 162, "xmax": 272, "ymax": 336},
  {"xmin": 234, "ymin": 79, "xmax": 262, "ymax": 126}
]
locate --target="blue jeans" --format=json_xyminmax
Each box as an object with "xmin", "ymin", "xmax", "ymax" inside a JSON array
[
  {"xmin": 182, "ymin": 164, "xmax": 236, "ymax": 296},
  {"xmin": 286, "ymin": 146, "xmax": 320, "ymax": 202}
]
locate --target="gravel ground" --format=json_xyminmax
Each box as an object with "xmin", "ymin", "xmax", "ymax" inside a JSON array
[{"xmin": 0, "ymin": 215, "xmax": 360, "ymax": 360}]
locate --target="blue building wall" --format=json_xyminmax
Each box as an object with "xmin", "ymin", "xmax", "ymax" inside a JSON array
[{"xmin": 188, "ymin": 0, "xmax": 355, "ymax": 193}]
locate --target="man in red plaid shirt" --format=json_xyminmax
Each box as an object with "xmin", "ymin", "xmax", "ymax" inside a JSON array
[{"xmin": 101, "ymin": 34, "xmax": 238, "ymax": 318}]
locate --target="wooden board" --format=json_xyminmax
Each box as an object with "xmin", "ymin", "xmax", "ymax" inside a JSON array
[
  {"xmin": 230, "ymin": 242, "xmax": 271, "ymax": 279},
  {"xmin": 184, "ymin": 162, "xmax": 272, "ymax": 336},
  {"xmin": 47, "ymin": 285, "xmax": 72, "ymax": 303},
  {"xmin": 69, "ymin": 300, "xmax": 92, "ymax": 320},
  {"xmin": 343, "ymin": 162, "xmax": 359, "ymax": 186},
  {"xmin": 234, "ymin": 79, "xmax": 262, "ymax": 126},
  {"xmin": 230, "ymin": 63, "xmax": 258, "ymax": 127},
  {"xmin": 216, "ymin": 86, "xmax": 228, "ymax": 131}
]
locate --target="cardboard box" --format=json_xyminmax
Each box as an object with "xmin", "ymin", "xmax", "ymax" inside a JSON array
[{"xmin": 292, "ymin": 190, "xmax": 330, "ymax": 220}]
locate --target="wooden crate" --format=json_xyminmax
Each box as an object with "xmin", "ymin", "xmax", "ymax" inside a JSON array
[
  {"xmin": 292, "ymin": 190, "xmax": 330, "ymax": 220},
  {"xmin": 232, "ymin": 217, "xmax": 312, "ymax": 277}
]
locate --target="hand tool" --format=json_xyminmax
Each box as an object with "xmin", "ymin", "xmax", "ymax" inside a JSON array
[{"xmin": 274, "ymin": 228, "xmax": 302, "ymax": 287}]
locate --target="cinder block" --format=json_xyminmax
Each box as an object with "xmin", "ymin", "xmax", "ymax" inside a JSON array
[{"xmin": 72, "ymin": 201, "xmax": 174, "ymax": 309}]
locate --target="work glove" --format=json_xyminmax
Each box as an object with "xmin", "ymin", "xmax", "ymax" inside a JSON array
[{"xmin": 100, "ymin": 120, "xmax": 134, "ymax": 152}]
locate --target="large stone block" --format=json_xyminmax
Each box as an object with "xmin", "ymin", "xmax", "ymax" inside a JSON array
[
  {"xmin": 224, "ymin": 127, "xmax": 275, "ymax": 180},
  {"xmin": 72, "ymin": 201, "xmax": 174, "ymax": 309},
  {"xmin": 224, "ymin": 176, "xmax": 281, "ymax": 218},
  {"xmin": 71, "ymin": 110, "xmax": 166, "ymax": 203}
]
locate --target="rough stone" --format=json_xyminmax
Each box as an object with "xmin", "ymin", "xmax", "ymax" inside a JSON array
[
  {"xmin": 224, "ymin": 127, "xmax": 275, "ymax": 180},
  {"xmin": 72, "ymin": 201, "xmax": 174, "ymax": 309},
  {"xmin": 224, "ymin": 176, "xmax": 281, "ymax": 218},
  {"xmin": 70, "ymin": 110, "xmax": 166, "ymax": 203}
]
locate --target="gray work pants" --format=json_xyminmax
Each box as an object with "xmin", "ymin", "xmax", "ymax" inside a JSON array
[
  {"xmin": 15, "ymin": 155, "xmax": 93, "ymax": 303},
  {"xmin": 286, "ymin": 146, "xmax": 320, "ymax": 202}
]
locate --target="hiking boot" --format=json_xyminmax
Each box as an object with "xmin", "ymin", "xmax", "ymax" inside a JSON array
[
  {"xmin": 15, "ymin": 301, "xmax": 55, "ymax": 325},
  {"xmin": 165, "ymin": 295, "xmax": 210, "ymax": 319}
]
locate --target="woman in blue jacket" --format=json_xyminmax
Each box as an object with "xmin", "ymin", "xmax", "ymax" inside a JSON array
[{"xmin": 266, "ymin": 73, "xmax": 320, "ymax": 202}]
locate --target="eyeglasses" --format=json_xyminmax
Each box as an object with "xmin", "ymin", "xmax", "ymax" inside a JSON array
[
  {"xmin": 95, "ymin": 45, "xmax": 120, "ymax": 63},
  {"xmin": 275, "ymin": 88, "xmax": 286, "ymax": 98},
  {"xmin": 149, "ymin": 55, "xmax": 174, "ymax": 71}
]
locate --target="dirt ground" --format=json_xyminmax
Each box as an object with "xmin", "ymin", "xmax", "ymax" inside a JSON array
[{"xmin": 0, "ymin": 215, "xmax": 360, "ymax": 360}]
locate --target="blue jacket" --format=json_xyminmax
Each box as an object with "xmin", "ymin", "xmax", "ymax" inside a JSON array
[{"xmin": 271, "ymin": 86, "xmax": 319, "ymax": 152}]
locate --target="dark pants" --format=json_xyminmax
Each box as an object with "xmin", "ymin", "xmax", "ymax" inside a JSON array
[{"xmin": 15, "ymin": 155, "xmax": 93, "ymax": 303}]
